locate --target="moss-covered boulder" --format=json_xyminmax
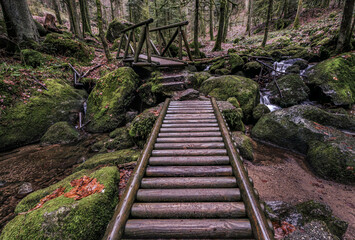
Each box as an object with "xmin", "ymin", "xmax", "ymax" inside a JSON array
[
  {"xmin": 137, "ymin": 82, "xmax": 158, "ymax": 106},
  {"xmin": 0, "ymin": 79, "xmax": 87, "ymax": 151},
  {"xmin": 76, "ymin": 149, "xmax": 140, "ymax": 171},
  {"xmin": 86, "ymin": 67, "xmax": 139, "ymax": 133},
  {"xmin": 41, "ymin": 122, "xmax": 80, "ymax": 145},
  {"xmin": 129, "ymin": 105, "xmax": 161, "ymax": 148},
  {"xmin": 187, "ymin": 72, "xmax": 211, "ymax": 89},
  {"xmin": 106, "ymin": 19, "xmax": 133, "ymax": 43},
  {"xmin": 0, "ymin": 167, "xmax": 119, "ymax": 240},
  {"xmin": 306, "ymin": 52, "xmax": 355, "ymax": 106},
  {"xmin": 227, "ymin": 97, "xmax": 240, "ymax": 108},
  {"xmin": 215, "ymin": 68, "xmax": 231, "ymax": 75},
  {"xmin": 21, "ymin": 49, "xmax": 47, "ymax": 68},
  {"xmin": 243, "ymin": 61, "xmax": 262, "ymax": 78},
  {"xmin": 252, "ymin": 104, "xmax": 270, "ymax": 122},
  {"xmin": 200, "ymin": 75, "xmax": 259, "ymax": 122},
  {"xmin": 218, "ymin": 101, "xmax": 245, "ymax": 131},
  {"xmin": 91, "ymin": 127, "xmax": 134, "ymax": 153},
  {"xmin": 267, "ymin": 74, "xmax": 310, "ymax": 107},
  {"xmin": 209, "ymin": 59, "xmax": 226, "ymax": 74},
  {"xmin": 43, "ymin": 33, "xmax": 94, "ymax": 62},
  {"xmin": 228, "ymin": 53, "xmax": 244, "ymax": 73},
  {"xmin": 232, "ymin": 132, "xmax": 254, "ymax": 161}
]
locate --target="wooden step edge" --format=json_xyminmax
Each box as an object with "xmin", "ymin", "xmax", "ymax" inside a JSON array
[
  {"xmin": 141, "ymin": 177, "xmax": 237, "ymax": 189},
  {"xmin": 148, "ymin": 156, "xmax": 230, "ymax": 166},
  {"xmin": 145, "ymin": 166, "xmax": 233, "ymax": 177}
]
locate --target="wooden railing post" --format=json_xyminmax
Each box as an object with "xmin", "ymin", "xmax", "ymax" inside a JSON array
[
  {"xmin": 134, "ymin": 26, "xmax": 147, "ymax": 63},
  {"xmin": 116, "ymin": 34, "xmax": 125, "ymax": 59},
  {"xmin": 145, "ymin": 23, "xmax": 151, "ymax": 63},
  {"xmin": 178, "ymin": 26, "xmax": 182, "ymax": 60}
]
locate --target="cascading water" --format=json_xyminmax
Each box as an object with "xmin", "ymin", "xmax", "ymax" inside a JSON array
[{"xmin": 260, "ymin": 89, "xmax": 281, "ymax": 112}]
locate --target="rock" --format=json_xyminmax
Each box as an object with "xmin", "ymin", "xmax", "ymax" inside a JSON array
[
  {"xmin": 285, "ymin": 221, "xmax": 339, "ymax": 240},
  {"xmin": 306, "ymin": 52, "xmax": 355, "ymax": 106},
  {"xmin": 215, "ymin": 68, "xmax": 231, "ymax": 75},
  {"xmin": 227, "ymin": 97, "xmax": 240, "ymax": 108},
  {"xmin": 243, "ymin": 61, "xmax": 262, "ymax": 78},
  {"xmin": 86, "ymin": 67, "xmax": 139, "ymax": 133},
  {"xmin": 106, "ymin": 18, "xmax": 133, "ymax": 42},
  {"xmin": 33, "ymin": 19, "xmax": 48, "ymax": 37},
  {"xmin": 137, "ymin": 82, "xmax": 157, "ymax": 106},
  {"xmin": 187, "ymin": 72, "xmax": 211, "ymax": 89},
  {"xmin": 267, "ymin": 74, "xmax": 310, "ymax": 107},
  {"xmin": 252, "ymin": 104, "xmax": 270, "ymax": 122},
  {"xmin": 265, "ymin": 201, "xmax": 303, "ymax": 227},
  {"xmin": 175, "ymin": 89, "xmax": 199, "ymax": 101},
  {"xmin": 92, "ymin": 127, "xmax": 134, "ymax": 153},
  {"xmin": 21, "ymin": 49, "xmax": 47, "ymax": 68},
  {"xmin": 209, "ymin": 59, "xmax": 226, "ymax": 74},
  {"xmin": 75, "ymin": 149, "xmax": 140, "ymax": 171},
  {"xmin": 125, "ymin": 111, "xmax": 138, "ymax": 123},
  {"xmin": 0, "ymin": 79, "xmax": 87, "ymax": 151},
  {"xmin": 232, "ymin": 132, "xmax": 253, "ymax": 161},
  {"xmin": 228, "ymin": 53, "xmax": 244, "ymax": 73},
  {"xmin": 200, "ymin": 75, "xmax": 259, "ymax": 122},
  {"xmin": 0, "ymin": 167, "xmax": 119, "ymax": 240},
  {"xmin": 42, "ymin": 33, "xmax": 93, "ymax": 62},
  {"xmin": 129, "ymin": 104, "xmax": 162, "ymax": 148},
  {"xmin": 41, "ymin": 122, "xmax": 80, "ymax": 145},
  {"xmin": 294, "ymin": 59, "xmax": 308, "ymax": 70},
  {"xmin": 218, "ymin": 101, "xmax": 245, "ymax": 132},
  {"xmin": 285, "ymin": 65, "xmax": 300, "ymax": 74},
  {"xmin": 17, "ymin": 183, "xmax": 33, "ymax": 197},
  {"xmin": 251, "ymin": 105, "xmax": 355, "ymax": 182}
]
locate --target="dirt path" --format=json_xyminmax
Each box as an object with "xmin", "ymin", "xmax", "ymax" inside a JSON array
[{"xmin": 247, "ymin": 140, "xmax": 355, "ymax": 239}]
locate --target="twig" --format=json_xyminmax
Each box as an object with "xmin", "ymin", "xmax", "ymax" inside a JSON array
[
  {"xmin": 81, "ymin": 64, "xmax": 103, "ymax": 78},
  {"xmin": 31, "ymin": 76, "xmax": 48, "ymax": 91}
]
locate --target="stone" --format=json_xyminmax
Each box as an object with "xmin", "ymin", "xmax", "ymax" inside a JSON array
[
  {"xmin": 243, "ymin": 61, "xmax": 262, "ymax": 78},
  {"xmin": 106, "ymin": 18, "xmax": 133, "ymax": 42},
  {"xmin": 41, "ymin": 122, "xmax": 80, "ymax": 145},
  {"xmin": 175, "ymin": 89, "xmax": 199, "ymax": 101},
  {"xmin": 232, "ymin": 132, "xmax": 253, "ymax": 161},
  {"xmin": 218, "ymin": 101, "xmax": 245, "ymax": 132},
  {"xmin": 125, "ymin": 111, "xmax": 138, "ymax": 123},
  {"xmin": 187, "ymin": 72, "xmax": 211, "ymax": 89},
  {"xmin": 21, "ymin": 49, "xmax": 47, "ymax": 68},
  {"xmin": 285, "ymin": 221, "xmax": 339, "ymax": 240},
  {"xmin": 252, "ymin": 104, "xmax": 270, "ymax": 122},
  {"xmin": 265, "ymin": 201, "xmax": 303, "ymax": 227},
  {"xmin": 17, "ymin": 183, "xmax": 33, "ymax": 197},
  {"xmin": 228, "ymin": 53, "xmax": 244, "ymax": 73},
  {"xmin": 285, "ymin": 65, "xmax": 301, "ymax": 74},
  {"xmin": 91, "ymin": 126, "xmax": 134, "ymax": 153}
]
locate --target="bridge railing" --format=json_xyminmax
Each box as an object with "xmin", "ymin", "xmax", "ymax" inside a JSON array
[{"xmin": 116, "ymin": 18, "xmax": 193, "ymax": 65}]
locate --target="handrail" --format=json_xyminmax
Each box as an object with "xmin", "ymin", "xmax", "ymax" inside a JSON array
[
  {"xmin": 211, "ymin": 98, "xmax": 274, "ymax": 240},
  {"xmin": 102, "ymin": 98, "xmax": 171, "ymax": 240},
  {"xmin": 150, "ymin": 21, "xmax": 189, "ymax": 32},
  {"xmin": 120, "ymin": 18, "xmax": 154, "ymax": 33}
]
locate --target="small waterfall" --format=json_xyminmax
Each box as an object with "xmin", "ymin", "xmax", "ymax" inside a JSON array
[
  {"xmin": 260, "ymin": 89, "xmax": 281, "ymax": 112},
  {"xmin": 273, "ymin": 58, "xmax": 306, "ymax": 75},
  {"xmin": 204, "ymin": 65, "xmax": 211, "ymax": 71},
  {"xmin": 83, "ymin": 101, "xmax": 87, "ymax": 115},
  {"xmin": 78, "ymin": 112, "xmax": 83, "ymax": 129}
]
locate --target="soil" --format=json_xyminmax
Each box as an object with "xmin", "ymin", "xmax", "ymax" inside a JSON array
[{"xmin": 247, "ymin": 139, "xmax": 355, "ymax": 239}]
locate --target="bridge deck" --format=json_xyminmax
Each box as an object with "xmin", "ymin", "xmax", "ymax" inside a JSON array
[{"xmin": 122, "ymin": 54, "xmax": 187, "ymax": 67}]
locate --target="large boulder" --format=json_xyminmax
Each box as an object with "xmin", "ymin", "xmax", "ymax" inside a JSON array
[
  {"xmin": 21, "ymin": 49, "xmax": 47, "ymax": 68},
  {"xmin": 0, "ymin": 79, "xmax": 87, "ymax": 151},
  {"xmin": 252, "ymin": 104, "xmax": 270, "ymax": 122},
  {"xmin": 200, "ymin": 75, "xmax": 259, "ymax": 122},
  {"xmin": 232, "ymin": 132, "xmax": 254, "ymax": 161},
  {"xmin": 267, "ymin": 74, "xmax": 310, "ymax": 107},
  {"xmin": 187, "ymin": 72, "xmax": 211, "ymax": 89},
  {"xmin": 306, "ymin": 52, "xmax": 355, "ymax": 106},
  {"xmin": 106, "ymin": 19, "xmax": 133, "ymax": 43},
  {"xmin": 91, "ymin": 127, "xmax": 134, "ymax": 153},
  {"xmin": 0, "ymin": 167, "xmax": 119, "ymax": 240},
  {"xmin": 86, "ymin": 67, "xmax": 140, "ymax": 133},
  {"xmin": 251, "ymin": 105, "xmax": 355, "ymax": 182},
  {"xmin": 41, "ymin": 122, "xmax": 80, "ymax": 145}
]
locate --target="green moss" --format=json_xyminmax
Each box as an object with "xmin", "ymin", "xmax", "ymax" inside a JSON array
[
  {"xmin": 222, "ymin": 109, "xmax": 245, "ymax": 131},
  {"xmin": 43, "ymin": 33, "xmax": 94, "ymax": 62},
  {"xmin": 228, "ymin": 53, "xmax": 244, "ymax": 73},
  {"xmin": 0, "ymin": 78, "xmax": 87, "ymax": 151},
  {"xmin": 21, "ymin": 49, "xmax": 47, "ymax": 68},
  {"xmin": 200, "ymin": 75, "xmax": 259, "ymax": 122},
  {"xmin": 227, "ymin": 97, "xmax": 240, "ymax": 108},
  {"xmin": 76, "ymin": 149, "xmax": 140, "ymax": 171},
  {"xmin": 232, "ymin": 132, "xmax": 254, "ymax": 161},
  {"xmin": 0, "ymin": 167, "xmax": 119, "ymax": 240},
  {"xmin": 252, "ymin": 104, "xmax": 270, "ymax": 122},
  {"xmin": 215, "ymin": 68, "xmax": 231, "ymax": 75},
  {"xmin": 129, "ymin": 109, "xmax": 158, "ymax": 148},
  {"xmin": 137, "ymin": 82, "xmax": 157, "ymax": 106},
  {"xmin": 106, "ymin": 18, "xmax": 133, "ymax": 43},
  {"xmin": 41, "ymin": 122, "xmax": 79, "ymax": 145},
  {"xmin": 209, "ymin": 59, "xmax": 226, "ymax": 74},
  {"xmin": 188, "ymin": 72, "xmax": 211, "ymax": 89},
  {"xmin": 86, "ymin": 67, "xmax": 139, "ymax": 133},
  {"xmin": 243, "ymin": 61, "xmax": 262, "ymax": 78}
]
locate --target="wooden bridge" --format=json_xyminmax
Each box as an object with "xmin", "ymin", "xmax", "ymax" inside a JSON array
[
  {"xmin": 116, "ymin": 18, "xmax": 193, "ymax": 68},
  {"xmin": 103, "ymin": 99, "xmax": 275, "ymax": 240}
]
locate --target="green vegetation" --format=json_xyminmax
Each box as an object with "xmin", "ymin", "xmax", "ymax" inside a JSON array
[{"xmin": 41, "ymin": 122, "xmax": 80, "ymax": 145}]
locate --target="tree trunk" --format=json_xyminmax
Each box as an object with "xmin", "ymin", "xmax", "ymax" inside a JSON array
[
  {"xmin": 110, "ymin": 0, "xmax": 115, "ymax": 20},
  {"xmin": 96, "ymin": 0, "xmax": 112, "ymax": 61},
  {"xmin": 79, "ymin": 0, "xmax": 92, "ymax": 36},
  {"xmin": 212, "ymin": 0, "xmax": 226, "ymax": 51},
  {"xmin": 336, "ymin": 0, "xmax": 355, "ymax": 53},
  {"xmin": 52, "ymin": 0, "xmax": 62, "ymax": 25},
  {"xmin": 293, "ymin": 0, "xmax": 302, "ymax": 29},
  {"xmin": 0, "ymin": 0, "xmax": 39, "ymax": 42},
  {"xmin": 194, "ymin": 0, "xmax": 201, "ymax": 57},
  {"xmin": 246, "ymin": 0, "xmax": 252, "ymax": 36},
  {"xmin": 209, "ymin": 0, "xmax": 214, "ymax": 40},
  {"xmin": 222, "ymin": 2, "xmax": 231, "ymax": 42},
  {"xmin": 262, "ymin": 0, "xmax": 273, "ymax": 47},
  {"xmin": 65, "ymin": 0, "xmax": 82, "ymax": 38}
]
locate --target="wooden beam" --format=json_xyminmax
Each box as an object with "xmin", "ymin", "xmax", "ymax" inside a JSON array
[
  {"xmin": 158, "ymin": 30, "xmax": 172, "ymax": 57},
  {"xmin": 145, "ymin": 24, "xmax": 151, "ymax": 63},
  {"xmin": 161, "ymin": 28, "xmax": 179, "ymax": 57},
  {"xmin": 120, "ymin": 18, "xmax": 154, "ymax": 33},
  {"xmin": 116, "ymin": 34, "xmax": 125, "ymax": 59},
  {"xmin": 134, "ymin": 26, "xmax": 146, "ymax": 63},
  {"xmin": 181, "ymin": 29, "xmax": 193, "ymax": 61},
  {"xmin": 124, "ymin": 32, "xmax": 134, "ymax": 59},
  {"xmin": 178, "ymin": 26, "xmax": 182, "ymax": 60},
  {"xmin": 150, "ymin": 20, "xmax": 189, "ymax": 32}
]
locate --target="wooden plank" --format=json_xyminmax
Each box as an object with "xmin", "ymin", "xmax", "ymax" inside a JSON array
[
  {"xmin": 152, "ymin": 149, "xmax": 227, "ymax": 156},
  {"xmin": 131, "ymin": 202, "xmax": 246, "ymax": 218},
  {"xmin": 163, "ymin": 119, "xmax": 217, "ymax": 123},
  {"xmin": 160, "ymin": 127, "xmax": 220, "ymax": 132},
  {"xmin": 158, "ymin": 132, "xmax": 222, "ymax": 137},
  {"xmin": 168, "ymin": 107, "xmax": 214, "ymax": 110},
  {"xmin": 154, "ymin": 142, "xmax": 225, "ymax": 149},
  {"xmin": 145, "ymin": 166, "xmax": 233, "ymax": 177},
  {"xmin": 124, "ymin": 219, "xmax": 252, "ymax": 239},
  {"xmin": 141, "ymin": 177, "xmax": 236, "ymax": 188},
  {"xmin": 136, "ymin": 188, "xmax": 241, "ymax": 202},
  {"xmin": 149, "ymin": 156, "xmax": 229, "ymax": 166},
  {"xmin": 165, "ymin": 115, "xmax": 216, "ymax": 120},
  {"xmin": 156, "ymin": 137, "xmax": 223, "ymax": 143},
  {"xmin": 161, "ymin": 123, "xmax": 219, "ymax": 128},
  {"xmin": 167, "ymin": 110, "xmax": 214, "ymax": 114}
]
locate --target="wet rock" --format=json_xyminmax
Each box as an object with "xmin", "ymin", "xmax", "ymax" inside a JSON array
[
  {"xmin": 266, "ymin": 74, "xmax": 310, "ymax": 107},
  {"xmin": 17, "ymin": 183, "xmax": 33, "ymax": 197},
  {"xmin": 218, "ymin": 101, "xmax": 245, "ymax": 131},
  {"xmin": 285, "ymin": 221, "xmax": 339, "ymax": 240},
  {"xmin": 138, "ymin": 82, "xmax": 158, "ymax": 106},
  {"xmin": 252, "ymin": 104, "xmax": 270, "ymax": 122},
  {"xmin": 209, "ymin": 59, "xmax": 226, "ymax": 74},
  {"xmin": 41, "ymin": 122, "xmax": 80, "ymax": 145},
  {"xmin": 228, "ymin": 53, "xmax": 244, "ymax": 73},
  {"xmin": 232, "ymin": 132, "xmax": 253, "ymax": 161},
  {"xmin": 243, "ymin": 61, "xmax": 262, "ymax": 78},
  {"xmin": 125, "ymin": 111, "xmax": 138, "ymax": 123},
  {"xmin": 294, "ymin": 59, "xmax": 308, "ymax": 70},
  {"xmin": 175, "ymin": 89, "xmax": 199, "ymax": 101},
  {"xmin": 187, "ymin": 72, "xmax": 211, "ymax": 89},
  {"xmin": 266, "ymin": 201, "xmax": 303, "ymax": 226},
  {"xmin": 285, "ymin": 65, "xmax": 300, "ymax": 74},
  {"xmin": 306, "ymin": 52, "xmax": 355, "ymax": 106},
  {"xmin": 215, "ymin": 68, "xmax": 231, "ymax": 75}
]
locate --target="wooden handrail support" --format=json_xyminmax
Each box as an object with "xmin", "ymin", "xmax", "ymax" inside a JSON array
[
  {"xmin": 149, "ymin": 21, "xmax": 189, "ymax": 32},
  {"xmin": 211, "ymin": 98, "xmax": 274, "ymax": 240},
  {"xmin": 120, "ymin": 18, "xmax": 154, "ymax": 33},
  {"xmin": 102, "ymin": 98, "xmax": 171, "ymax": 240}
]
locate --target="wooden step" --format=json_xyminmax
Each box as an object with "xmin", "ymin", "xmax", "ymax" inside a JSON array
[
  {"xmin": 131, "ymin": 202, "xmax": 246, "ymax": 218},
  {"xmin": 149, "ymin": 156, "xmax": 229, "ymax": 166},
  {"xmin": 165, "ymin": 114, "xmax": 216, "ymax": 119},
  {"xmin": 141, "ymin": 177, "xmax": 237, "ymax": 188},
  {"xmin": 161, "ymin": 81, "xmax": 186, "ymax": 91},
  {"xmin": 161, "ymin": 123, "xmax": 219, "ymax": 128},
  {"xmin": 168, "ymin": 107, "xmax": 214, "ymax": 110},
  {"xmin": 156, "ymin": 137, "xmax": 223, "ymax": 143},
  {"xmin": 163, "ymin": 119, "xmax": 217, "ymax": 123},
  {"xmin": 167, "ymin": 110, "xmax": 214, "ymax": 114},
  {"xmin": 154, "ymin": 142, "xmax": 225, "ymax": 149},
  {"xmin": 152, "ymin": 149, "xmax": 227, "ymax": 156},
  {"xmin": 145, "ymin": 166, "xmax": 233, "ymax": 177},
  {"xmin": 161, "ymin": 75, "xmax": 186, "ymax": 83},
  {"xmin": 123, "ymin": 219, "xmax": 252, "ymax": 239},
  {"xmin": 170, "ymin": 101, "xmax": 211, "ymax": 104},
  {"xmin": 136, "ymin": 188, "xmax": 241, "ymax": 202},
  {"xmin": 160, "ymin": 127, "xmax": 220, "ymax": 132},
  {"xmin": 158, "ymin": 132, "xmax": 222, "ymax": 137}
]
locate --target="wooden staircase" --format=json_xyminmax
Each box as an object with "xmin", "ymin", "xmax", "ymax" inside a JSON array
[{"xmin": 104, "ymin": 99, "xmax": 274, "ymax": 240}]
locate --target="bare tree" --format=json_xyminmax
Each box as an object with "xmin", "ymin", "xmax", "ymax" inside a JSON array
[
  {"xmin": 336, "ymin": 0, "xmax": 355, "ymax": 53},
  {"xmin": 262, "ymin": 0, "xmax": 273, "ymax": 47},
  {"xmin": 96, "ymin": 0, "xmax": 112, "ymax": 61}
]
